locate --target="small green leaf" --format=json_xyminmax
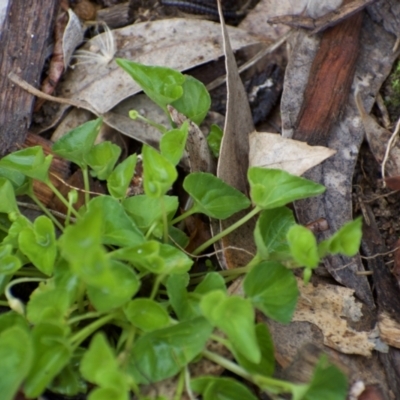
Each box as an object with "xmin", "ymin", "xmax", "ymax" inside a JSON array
[
  {"xmin": 81, "ymin": 333, "xmax": 118, "ymax": 386},
  {"xmin": 142, "ymin": 145, "xmax": 178, "ymax": 198},
  {"xmin": 0, "ymin": 311, "xmax": 29, "ymax": 334},
  {"xmin": 87, "ymin": 260, "xmax": 140, "ymax": 312},
  {"xmin": 0, "ymin": 326, "xmax": 33, "ymax": 400},
  {"xmin": 248, "ymin": 168, "xmax": 325, "ymax": 209},
  {"xmin": 195, "ymin": 272, "xmax": 226, "ymax": 295},
  {"xmin": 49, "ymin": 348, "xmax": 87, "ymax": 396},
  {"xmin": 124, "ymin": 299, "xmax": 170, "ymax": 332},
  {"xmin": 85, "ymin": 141, "xmax": 121, "ymax": 180},
  {"xmin": 2, "ymin": 213, "xmax": 31, "ymax": 249},
  {"xmin": 207, "ymin": 124, "xmax": 223, "ymax": 158},
  {"xmin": 87, "ymin": 196, "xmax": 145, "ymax": 247},
  {"xmin": 107, "ymin": 154, "xmax": 137, "ymax": 199},
  {"xmin": 18, "ymin": 216, "xmax": 57, "ymax": 275},
  {"xmin": 0, "ymin": 166, "xmax": 29, "ymax": 195},
  {"xmin": 0, "ymin": 245, "xmax": 21, "ymax": 275},
  {"xmin": 116, "ymin": 59, "xmax": 185, "ymax": 112},
  {"xmin": 244, "ymin": 261, "xmax": 299, "ymax": 323},
  {"xmin": 88, "ymin": 387, "xmax": 128, "ymax": 400},
  {"xmin": 0, "ymin": 178, "xmax": 18, "ymax": 213},
  {"xmin": 168, "ymin": 225, "xmax": 189, "ymax": 248},
  {"xmin": 166, "ymin": 274, "xmax": 201, "ymax": 321},
  {"xmin": 26, "ymin": 279, "xmax": 69, "ymax": 324},
  {"xmin": 292, "ymin": 355, "xmax": 347, "ymax": 400},
  {"xmin": 233, "ymin": 324, "xmax": 274, "ymax": 377},
  {"xmin": 112, "ymin": 241, "xmax": 193, "ymax": 275},
  {"xmin": 183, "ymin": 172, "xmax": 251, "ymax": 219},
  {"xmin": 59, "ymin": 207, "xmax": 102, "ymax": 272},
  {"xmin": 127, "ymin": 317, "xmax": 213, "ymax": 383},
  {"xmin": 171, "ymin": 75, "xmax": 211, "ymax": 125},
  {"xmin": 319, "ymin": 218, "xmax": 363, "ymax": 257},
  {"xmin": 191, "ymin": 377, "xmax": 258, "ymax": 400},
  {"xmin": 52, "ymin": 118, "xmax": 103, "ymax": 168},
  {"xmin": 201, "ymin": 291, "xmax": 260, "ymax": 364},
  {"xmin": 123, "ymin": 195, "xmax": 178, "ymax": 234},
  {"xmin": 0, "ymin": 146, "xmax": 52, "ymax": 183},
  {"xmin": 160, "ymin": 121, "xmax": 189, "ymax": 165},
  {"xmin": 24, "ymin": 322, "xmax": 71, "ymax": 398},
  {"xmin": 254, "ymin": 207, "xmax": 296, "ymax": 261},
  {"xmin": 287, "ymin": 225, "xmax": 319, "ymax": 269}
]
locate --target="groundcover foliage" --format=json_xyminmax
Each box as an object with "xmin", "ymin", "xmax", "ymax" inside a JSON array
[{"xmin": 0, "ymin": 60, "xmax": 361, "ymax": 400}]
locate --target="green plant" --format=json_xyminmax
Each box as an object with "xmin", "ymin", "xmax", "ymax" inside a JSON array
[{"xmin": 0, "ymin": 60, "xmax": 362, "ymax": 400}]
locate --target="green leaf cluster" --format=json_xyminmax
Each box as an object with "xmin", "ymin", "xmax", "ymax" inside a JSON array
[{"xmin": 0, "ymin": 60, "xmax": 361, "ymax": 400}]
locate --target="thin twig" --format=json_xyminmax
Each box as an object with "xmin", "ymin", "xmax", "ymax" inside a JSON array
[
  {"xmin": 8, "ymin": 72, "xmax": 97, "ymax": 113},
  {"xmin": 381, "ymin": 115, "xmax": 400, "ymax": 184},
  {"xmin": 168, "ymin": 233, "xmax": 255, "ymax": 260},
  {"xmin": 50, "ymin": 172, "xmax": 104, "ymax": 196},
  {"xmin": 360, "ymin": 247, "xmax": 399, "ymax": 260},
  {"xmin": 16, "ymin": 201, "xmax": 76, "ymax": 222}
]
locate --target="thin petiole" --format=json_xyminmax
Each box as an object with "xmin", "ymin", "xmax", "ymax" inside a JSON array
[{"xmin": 193, "ymin": 206, "xmax": 262, "ymax": 255}]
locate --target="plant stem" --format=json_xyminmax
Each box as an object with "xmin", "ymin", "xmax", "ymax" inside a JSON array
[
  {"xmin": 0, "ymin": 223, "xmax": 9, "ymax": 233},
  {"xmin": 13, "ymin": 269, "xmax": 46, "ymax": 278},
  {"xmin": 184, "ymin": 367, "xmax": 197, "ymax": 400},
  {"xmin": 133, "ymin": 112, "xmax": 168, "ymax": 134},
  {"xmin": 70, "ymin": 312, "xmax": 116, "ymax": 349},
  {"xmin": 47, "ymin": 181, "xmax": 80, "ymax": 218},
  {"xmin": 174, "ymin": 368, "xmax": 185, "ymax": 400},
  {"xmin": 202, "ymin": 349, "xmax": 294, "ymax": 395},
  {"xmin": 67, "ymin": 311, "xmax": 104, "ymax": 325},
  {"xmin": 30, "ymin": 193, "xmax": 64, "ymax": 231},
  {"xmin": 77, "ymin": 281, "xmax": 86, "ymax": 314},
  {"xmin": 82, "ymin": 167, "xmax": 91, "ymax": 206},
  {"xmin": 210, "ymin": 333, "xmax": 231, "ymax": 349},
  {"xmin": 5, "ymin": 277, "xmax": 46, "ymax": 315},
  {"xmin": 150, "ymin": 274, "xmax": 164, "ymax": 300},
  {"xmin": 0, "ymin": 300, "xmax": 10, "ymax": 307},
  {"xmin": 160, "ymin": 197, "xmax": 168, "ymax": 244},
  {"xmin": 170, "ymin": 207, "xmax": 196, "ymax": 225},
  {"xmin": 202, "ymin": 349, "xmax": 254, "ymax": 382},
  {"xmin": 193, "ymin": 206, "xmax": 262, "ymax": 255}
]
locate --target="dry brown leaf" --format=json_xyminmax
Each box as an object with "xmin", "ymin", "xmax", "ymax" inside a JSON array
[
  {"xmin": 210, "ymin": 0, "xmax": 258, "ymax": 270},
  {"xmin": 41, "ymin": 18, "xmax": 261, "ymax": 130},
  {"xmin": 293, "ymin": 278, "xmax": 376, "ymax": 356},
  {"xmin": 249, "ymin": 131, "xmax": 336, "ymax": 175},
  {"xmin": 168, "ymin": 106, "xmax": 215, "ymax": 173}
]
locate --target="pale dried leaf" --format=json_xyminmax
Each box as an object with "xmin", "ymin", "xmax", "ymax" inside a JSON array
[
  {"xmin": 249, "ymin": 131, "xmax": 336, "ymax": 175},
  {"xmin": 240, "ymin": 0, "xmax": 305, "ymax": 41},
  {"xmin": 294, "ymin": 278, "xmax": 375, "ymax": 356},
  {"xmin": 45, "ymin": 18, "xmax": 260, "ymax": 129},
  {"xmin": 63, "ymin": 8, "xmax": 84, "ymax": 68}
]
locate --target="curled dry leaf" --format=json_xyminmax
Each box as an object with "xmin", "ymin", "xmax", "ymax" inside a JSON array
[
  {"xmin": 249, "ymin": 131, "xmax": 336, "ymax": 176},
  {"xmin": 35, "ymin": 8, "xmax": 84, "ymax": 112},
  {"xmin": 63, "ymin": 8, "xmax": 84, "ymax": 69}
]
